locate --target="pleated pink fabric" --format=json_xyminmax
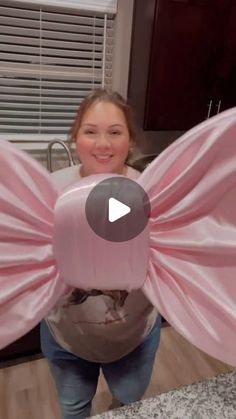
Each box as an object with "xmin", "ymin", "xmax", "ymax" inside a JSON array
[
  {"xmin": 139, "ymin": 109, "xmax": 236, "ymax": 367},
  {"xmin": 0, "ymin": 108, "xmax": 236, "ymax": 367},
  {"xmin": 0, "ymin": 141, "xmax": 69, "ymax": 349}
]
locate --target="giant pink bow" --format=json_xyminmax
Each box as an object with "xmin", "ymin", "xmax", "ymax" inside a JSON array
[{"xmin": 0, "ymin": 108, "xmax": 236, "ymax": 367}]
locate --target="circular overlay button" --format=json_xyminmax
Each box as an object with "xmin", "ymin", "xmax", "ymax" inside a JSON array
[{"xmin": 85, "ymin": 176, "xmax": 150, "ymax": 242}]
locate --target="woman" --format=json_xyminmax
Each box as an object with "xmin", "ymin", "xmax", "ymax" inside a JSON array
[{"xmin": 40, "ymin": 89, "xmax": 161, "ymax": 419}]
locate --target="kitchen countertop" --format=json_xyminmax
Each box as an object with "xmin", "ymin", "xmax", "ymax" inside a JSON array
[{"xmin": 91, "ymin": 370, "xmax": 236, "ymax": 419}]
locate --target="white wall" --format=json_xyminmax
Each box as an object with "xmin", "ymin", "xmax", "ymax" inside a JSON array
[{"xmin": 112, "ymin": 0, "xmax": 134, "ymax": 99}]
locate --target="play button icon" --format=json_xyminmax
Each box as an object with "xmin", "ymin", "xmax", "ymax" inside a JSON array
[
  {"xmin": 85, "ymin": 176, "xmax": 150, "ymax": 242},
  {"xmin": 108, "ymin": 198, "xmax": 131, "ymax": 222}
]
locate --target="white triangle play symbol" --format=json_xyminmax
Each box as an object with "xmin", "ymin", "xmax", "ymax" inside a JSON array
[{"xmin": 108, "ymin": 197, "xmax": 131, "ymax": 222}]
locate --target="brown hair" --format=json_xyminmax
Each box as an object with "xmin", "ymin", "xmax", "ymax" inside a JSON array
[{"xmin": 69, "ymin": 88, "xmax": 139, "ymax": 152}]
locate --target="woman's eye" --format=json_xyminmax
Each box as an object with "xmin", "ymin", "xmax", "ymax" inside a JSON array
[
  {"xmin": 84, "ymin": 129, "xmax": 96, "ymax": 135},
  {"xmin": 110, "ymin": 130, "xmax": 122, "ymax": 136}
]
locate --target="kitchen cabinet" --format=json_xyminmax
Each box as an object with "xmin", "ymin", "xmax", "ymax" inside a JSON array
[
  {"xmin": 213, "ymin": 1, "xmax": 236, "ymax": 112},
  {"xmin": 129, "ymin": 0, "xmax": 236, "ymax": 131},
  {"xmin": 0, "ymin": 325, "xmax": 41, "ymax": 364}
]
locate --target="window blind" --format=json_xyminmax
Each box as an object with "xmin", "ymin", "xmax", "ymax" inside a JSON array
[
  {"xmin": 12, "ymin": 0, "xmax": 117, "ymax": 14},
  {"xmin": 0, "ymin": 0, "xmax": 115, "ymax": 148}
]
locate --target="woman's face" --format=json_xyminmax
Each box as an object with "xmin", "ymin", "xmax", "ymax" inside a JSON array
[{"xmin": 75, "ymin": 101, "xmax": 131, "ymax": 177}]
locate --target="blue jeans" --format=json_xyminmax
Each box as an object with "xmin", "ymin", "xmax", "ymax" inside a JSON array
[{"xmin": 40, "ymin": 315, "xmax": 161, "ymax": 419}]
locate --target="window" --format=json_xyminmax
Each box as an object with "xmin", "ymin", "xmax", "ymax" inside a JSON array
[{"xmin": 0, "ymin": 0, "xmax": 116, "ymax": 148}]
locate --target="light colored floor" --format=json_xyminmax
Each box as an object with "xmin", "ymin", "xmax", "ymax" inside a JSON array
[{"xmin": 0, "ymin": 326, "xmax": 234, "ymax": 419}]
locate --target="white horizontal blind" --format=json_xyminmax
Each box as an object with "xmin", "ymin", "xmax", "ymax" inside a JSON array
[
  {"xmin": 0, "ymin": 0, "xmax": 115, "ymax": 148},
  {"xmin": 12, "ymin": 0, "xmax": 117, "ymax": 14}
]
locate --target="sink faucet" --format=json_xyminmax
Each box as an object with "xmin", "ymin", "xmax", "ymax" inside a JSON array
[{"xmin": 47, "ymin": 139, "xmax": 75, "ymax": 172}]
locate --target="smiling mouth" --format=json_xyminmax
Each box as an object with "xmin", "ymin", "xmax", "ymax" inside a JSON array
[{"xmin": 94, "ymin": 155, "xmax": 113, "ymax": 163}]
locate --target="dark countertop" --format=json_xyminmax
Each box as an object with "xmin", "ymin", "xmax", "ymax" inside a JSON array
[{"xmin": 91, "ymin": 370, "xmax": 236, "ymax": 419}]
